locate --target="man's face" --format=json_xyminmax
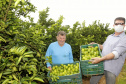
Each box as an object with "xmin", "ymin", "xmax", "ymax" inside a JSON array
[
  {"xmin": 56, "ymin": 35, "xmax": 66, "ymax": 46},
  {"xmin": 113, "ymin": 20, "xmax": 125, "ymax": 32}
]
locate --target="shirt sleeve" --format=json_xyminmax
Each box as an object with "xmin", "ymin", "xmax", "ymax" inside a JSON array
[
  {"xmin": 112, "ymin": 51, "xmax": 119, "ymax": 59},
  {"xmin": 45, "ymin": 44, "xmax": 52, "ymax": 67},
  {"xmin": 69, "ymin": 46, "xmax": 74, "ymax": 63},
  {"xmin": 112, "ymin": 36, "xmax": 126, "ymax": 59}
]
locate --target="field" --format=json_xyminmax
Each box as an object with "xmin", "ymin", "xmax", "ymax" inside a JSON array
[
  {"xmin": 82, "ymin": 74, "xmax": 106, "ymax": 84},
  {"xmin": 116, "ymin": 59, "xmax": 126, "ymax": 84}
]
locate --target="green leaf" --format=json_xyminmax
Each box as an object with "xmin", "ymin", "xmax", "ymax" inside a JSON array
[
  {"xmin": 22, "ymin": 81, "xmax": 29, "ymax": 84},
  {"xmin": 0, "ymin": 36, "xmax": 6, "ymax": 42},
  {"xmin": 15, "ymin": 0, "xmax": 20, "ymax": 7},
  {"xmin": 16, "ymin": 56, "xmax": 23, "ymax": 65},
  {"xmin": 31, "ymin": 81, "xmax": 37, "ymax": 84},
  {"xmin": 17, "ymin": 46, "xmax": 27, "ymax": 55},
  {"xmin": 19, "ymin": 34, "xmax": 26, "ymax": 37},
  {"xmin": 24, "ymin": 54, "xmax": 34, "ymax": 58},
  {"xmin": 23, "ymin": 51, "xmax": 35, "ymax": 55},
  {"xmin": 12, "ymin": 80, "xmax": 18, "ymax": 84},
  {"xmin": 21, "ymin": 0, "xmax": 25, "ymax": 3},
  {"xmin": 2, "ymin": 79, "xmax": 10, "ymax": 84},
  {"xmin": 0, "ymin": 72, "xmax": 2, "ymax": 79},
  {"xmin": 33, "ymin": 77, "xmax": 44, "ymax": 82}
]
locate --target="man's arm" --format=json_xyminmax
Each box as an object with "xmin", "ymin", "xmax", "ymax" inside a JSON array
[
  {"xmin": 91, "ymin": 53, "xmax": 114, "ymax": 64},
  {"xmin": 112, "ymin": 36, "xmax": 126, "ymax": 58},
  {"xmin": 45, "ymin": 45, "xmax": 52, "ymax": 70},
  {"xmin": 91, "ymin": 36, "xmax": 126, "ymax": 64},
  {"xmin": 99, "ymin": 44, "xmax": 103, "ymax": 50}
]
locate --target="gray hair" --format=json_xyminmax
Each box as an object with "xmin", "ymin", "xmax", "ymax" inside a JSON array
[{"xmin": 57, "ymin": 31, "xmax": 66, "ymax": 36}]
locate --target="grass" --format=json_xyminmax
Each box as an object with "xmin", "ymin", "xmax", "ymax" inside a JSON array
[{"xmin": 116, "ymin": 59, "xmax": 126, "ymax": 84}]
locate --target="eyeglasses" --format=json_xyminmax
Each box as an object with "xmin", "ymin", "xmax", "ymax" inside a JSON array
[{"xmin": 114, "ymin": 23, "xmax": 125, "ymax": 25}]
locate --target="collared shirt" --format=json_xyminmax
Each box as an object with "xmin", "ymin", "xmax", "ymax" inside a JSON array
[
  {"xmin": 102, "ymin": 32, "xmax": 126, "ymax": 76},
  {"xmin": 45, "ymin": 41, "xmax": 74, "ymax": 67}
]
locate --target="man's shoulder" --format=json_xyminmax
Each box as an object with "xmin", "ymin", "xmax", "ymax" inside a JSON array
[
  {"xmin": 108, "ymin": 33, "xmax": 114, "ymax": 36},
  {"xmin": 50, "ymin": 42, "xmax": 57, "ymax": 46},
  {"xmin": 106, "ymin": 34, "xmax": 112, "ymax": 38},
  {"xmin": 65, "ymin": 43, "xmax": 71, "ymax": 47}
]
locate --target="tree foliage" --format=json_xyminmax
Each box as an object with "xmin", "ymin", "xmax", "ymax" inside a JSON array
[
  {"xmin": 0, "ymin": 0, "xmax": 114, "ymax": 83},
  {"xmin": 0, "ymin": 0, "xmax": 47, "ymax": 83}
]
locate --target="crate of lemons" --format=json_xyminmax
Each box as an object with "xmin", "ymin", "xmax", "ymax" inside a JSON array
[
  {"xmin": 80, "ymin": 44, "xmax": 104, "ymax": 76},
  {"xmin": 48, "ymin": 61, "xmax": 82, "ymax": 84}
]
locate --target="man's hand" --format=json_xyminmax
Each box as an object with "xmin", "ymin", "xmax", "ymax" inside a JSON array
[
  {"xmin": 90, "ymin": 53, "xmax": 115, "ymax": 64},
  {"xmin": 48, "ymin": 66, "xmax": 52, "ymax": 71},
  {"xmin": 90, "ymin": 57, "xmax": 101, "ymax": 64},
  {"xmin": 90, "ymin": 42, "xmax": 97, "ymax": 45},
  {"xmin": 90, "ymin": 42, "xmax": 103, "ymax": 50}
]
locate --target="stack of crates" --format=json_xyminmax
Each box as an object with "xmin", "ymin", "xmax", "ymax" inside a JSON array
[
  {"xmin": 80, "ymin": 44, "xmax": 104, "ymax": 76},
  {"xmin": 47, "ymin": 61, "xmax": 82, "ymax": 84}
]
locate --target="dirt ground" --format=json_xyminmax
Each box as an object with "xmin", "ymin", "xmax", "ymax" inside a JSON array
[{"xmin": 82, "ymin": 75, "xmax": 106, "ymax": 84}]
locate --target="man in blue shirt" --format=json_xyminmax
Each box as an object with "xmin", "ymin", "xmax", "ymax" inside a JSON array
[
  {"xmin": 90, "ymin": 17, "xmax": 126, "ymax": 84},
  {"xmin": 45, "ymin": 31, "xmax": 74, "ymax": 70}
]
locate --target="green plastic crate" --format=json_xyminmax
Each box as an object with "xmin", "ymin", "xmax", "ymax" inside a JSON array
[
  {"xmin": 80, "ymin": 44, "xmax": 104, "ymax": 76},
  {"xmin": 47, "ymin": 61, "xmax": 82, "ymax": 84}
]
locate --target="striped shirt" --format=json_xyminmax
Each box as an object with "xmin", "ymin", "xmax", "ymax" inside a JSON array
[{"xmin": 102, "ymin": 32, "xmax": 126, "ymax": 76}]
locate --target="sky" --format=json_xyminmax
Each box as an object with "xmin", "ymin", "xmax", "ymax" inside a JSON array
[{"xmin": 28, "ymin": 0, "xmax": 126, "ymax": 28}]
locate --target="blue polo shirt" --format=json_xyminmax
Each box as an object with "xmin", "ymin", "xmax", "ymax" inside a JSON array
[{"xmin": 45, "ymin": 41, "xmax": 74, "ymax": 67}]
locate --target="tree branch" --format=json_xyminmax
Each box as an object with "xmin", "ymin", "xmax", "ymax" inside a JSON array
[{"xmin": 4, "ymin": 0, "xmax": 12, "ymax": 21}]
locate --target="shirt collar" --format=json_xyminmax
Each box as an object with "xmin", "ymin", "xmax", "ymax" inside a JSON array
[{"xmin": 111, "ymin": 32, "xmax": 125, "ymax": 37}]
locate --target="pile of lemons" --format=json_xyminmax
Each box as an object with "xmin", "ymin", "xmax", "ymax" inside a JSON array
[
  {"xmin": 50, "ymin": 63, "xmax": 79, "ymax": 76},
  {"xmin": 81, "ymin": 46, "xmax": 101, "ymax": 60}
]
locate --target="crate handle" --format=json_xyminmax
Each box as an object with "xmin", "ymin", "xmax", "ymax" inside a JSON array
[{"xmin": 58, "ymin": 79, "xmax": 72, "ymax": 82}]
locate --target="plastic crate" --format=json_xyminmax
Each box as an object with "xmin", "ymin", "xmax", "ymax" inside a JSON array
[
  {"xmin": 80, "ymin": 44, "xmax": 104, "ymax": 76},
  {"xmin": 47, "ymin": 61, "xmax": 82, "ymax": 84}
]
